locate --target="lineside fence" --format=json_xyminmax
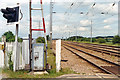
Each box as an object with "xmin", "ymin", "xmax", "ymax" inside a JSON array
[{"xmin": 0, "ymin": 40, "xmax": 29, "ymax": 70}]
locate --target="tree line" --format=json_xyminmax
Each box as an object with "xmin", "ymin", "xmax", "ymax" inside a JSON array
[
  {"xmin": 65, "ymin": 35, "xmax": 120, "ymax": 44},
  {"xmin": 0, "ymin": 31, "xmax": 47, "ymax": 43},
  {"xmin": 0, "ymin": 31, "xmax": 120, "ymax": 44}
]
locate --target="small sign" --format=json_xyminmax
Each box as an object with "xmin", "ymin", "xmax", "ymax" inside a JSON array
[{"xmin": 0, "ymin": 44, "xmax": 4, "ymax": 50}]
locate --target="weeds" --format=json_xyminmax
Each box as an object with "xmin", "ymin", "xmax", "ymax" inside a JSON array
[{"xmin": 7, "ymin": 51, "xmax": 13, "ymax": 71}]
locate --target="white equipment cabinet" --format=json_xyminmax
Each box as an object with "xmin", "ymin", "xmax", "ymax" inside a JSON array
[{"xmin": 32, "ymin": 43, "xmax": 44, "ymax": 70}]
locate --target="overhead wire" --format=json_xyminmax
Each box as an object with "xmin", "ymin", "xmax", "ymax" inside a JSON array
[
  {"xmin": 77, "ymin": 2, "xmax": 116, "ymax": 37},
  {"xmin": 52, "ymin": 1, "xmax": 117, "ymax": 38}
]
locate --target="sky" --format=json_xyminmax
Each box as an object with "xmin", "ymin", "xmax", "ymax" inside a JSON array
[{"xmin": 0, "ymin": 0, "xmax": 119, "ymax": 39}]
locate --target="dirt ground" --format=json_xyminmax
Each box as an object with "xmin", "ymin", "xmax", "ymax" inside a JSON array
[
  {"xmin": 64, "ymin": 41, "xmax": 119, "ymax": 64},
  {"xmin": 52, "ymin": 40, "xmax": 106, "ymax": 75}
]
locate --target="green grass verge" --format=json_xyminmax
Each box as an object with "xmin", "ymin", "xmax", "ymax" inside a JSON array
[
  {"xmin": 0, "ymin": 68, "xmax": 2, "ymax": 73},
  {"xmin": 2, "ymin": 68, "xmax": 75, "ymax": 78},
  {"xmin": 2, "ymin": 42, "xmax": 75, "ymax": 78},
  {"xmin": 73, "ymin": 41, "xmax": 119, "ymax": 46}
]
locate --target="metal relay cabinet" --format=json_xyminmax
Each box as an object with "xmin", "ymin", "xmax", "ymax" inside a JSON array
[{"xmin": 32, "ymin": 43, "xmax": 44, "ymax": 70}]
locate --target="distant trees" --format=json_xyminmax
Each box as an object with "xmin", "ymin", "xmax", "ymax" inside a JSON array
[
  {"xmin": 3, "ymin": 31, "xmax": 15, "ymax": 42},
  {"xmin": 67, "ymin": 36, "xmax": 97, "ymax": 42},
  {"xmin": 46, "ymin": 35, "xmax": 50, "ymax": 41},
  {"xmin": 3, "ymin": 31, "xmax": 120, "ymax": 45},
  {"xmin": 36, "ymin": 37, "xmax": 45, "ymax": 43},
  {"xmin": 66, "ymin": 35, "xmax": 120, "ymax": 44},
  {"xmin": 0, "ymin": 38, "xmax": 1, "ymax": 42},
  {"xmin": 18, "ymin": 37, "xmax": 23, "ymax": 42},
  {"xmin": 97, "ymin": 38, "xmax": 106, "ymax": 43},
  {"xmin": 2, "ymin": 31, "xmax": 23, "ymax": 42},
  {"xmin": 81, "ymin": 38, "xmax": 90, "ymax": 42},
  {"xmin": 112, "ymin": 35, "xmax": 120, "ymax": 44},
  {"xmin": 67, "ymin": 36, "xmax": 83, "ymax": 41},
  {"xmin": 92, "ymin": 38, "xmax": 97, "ymax": 42},
  {"xmin": 66, "ymin": 36, "xmax": 112, "ymax": 43}
]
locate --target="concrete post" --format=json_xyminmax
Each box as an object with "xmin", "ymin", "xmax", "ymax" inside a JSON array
[
  {"xmin": 50, "ymin": 0, "xmax": 53, "ymax": 49},
  {"xmin": 56, "ymin": 39, "xmax": 61, "ymax": 72}
]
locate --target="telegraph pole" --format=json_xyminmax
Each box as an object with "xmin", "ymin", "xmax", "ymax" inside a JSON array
[
  {"xmin": 74, "ymin": 26, "xmax": 77, "ymax": 42},
  {"xmin": 90, "ymin": 20, "xmax": 92, "ymax": 43},
  {"xmin": 69, "ymin": 32, "xmax": 70, "ymax": 41},
  {"xmin": 29, "ymin": 0, "xmax": 32, "ymax": 71},
  {"xmin": 76, "ymin": 28, "xmax": 77, "ymax": 41},
  {"xmin": 50, "ymin": 0, "xmax": 53, "ymax": 49}
]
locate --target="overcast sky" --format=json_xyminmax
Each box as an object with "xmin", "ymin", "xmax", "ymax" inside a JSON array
[{"xmin": 0, "ymin": 0, "xmax": 119, "ymax": 39}]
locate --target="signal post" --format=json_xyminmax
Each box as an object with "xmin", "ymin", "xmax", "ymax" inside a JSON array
[{"xmin": 1, "ymin": 3, "xmax": 20, "ymax": 72}]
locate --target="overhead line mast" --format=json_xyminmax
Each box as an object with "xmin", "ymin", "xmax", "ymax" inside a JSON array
[{"xmin": 50, "ymin": 0, "xmax": 53, "ymax": 49}]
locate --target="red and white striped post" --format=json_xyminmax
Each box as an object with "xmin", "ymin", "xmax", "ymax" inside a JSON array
[{"xmin": 40, "ymin": 0, "xmax": 48, "ymax": 70}]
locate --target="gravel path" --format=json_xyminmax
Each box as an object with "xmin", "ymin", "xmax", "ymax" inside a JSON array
[{"xmin": 0, "ymin": 75, "xmax": 2, "ymax": 80}]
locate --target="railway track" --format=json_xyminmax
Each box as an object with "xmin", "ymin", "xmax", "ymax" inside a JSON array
[
  {"xmin": 62, "ymin": 43, "xmax": 120, "ymax": 77},
  {"xmin": 75, "ymin": 42, "xmax": 120, "ymax": 49},
  {"xmin": 64, "ymin": 41, "xmax": 120, "ymax": 57},
  {"xmin": 73, "ymin": 41, "xmax": 120, "ymax": 51}
]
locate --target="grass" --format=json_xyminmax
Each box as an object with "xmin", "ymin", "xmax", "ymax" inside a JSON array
[
  {"xmin": 2, "ymin": 68, "xmax": 75, "ymax": 78},
  {"xmin": 73, "ymin": 40, "xmax": 119, "ymax": 46},
  {"xmin": 47, "ymin": 42, "xmax": 56, "ymax": 69},
  {"xmin": 2, "ymin": 41, "xmax": 75, "ymax": 78},
  {"xmin": 0, "ymin": 68, "xmax": 2, "ymax": 74}
]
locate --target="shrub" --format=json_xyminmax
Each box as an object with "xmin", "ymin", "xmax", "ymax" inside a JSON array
[
  {"xmin": 7, "ymin": 51, "xmax": 13, "ymax": 71},
  {"xmin": 97, "ymin": 38, "xmax": 106, "ymax": 43},
  {"xmin": 81, "ymin": 38, "xmax": 90, "ymax": 42},
  {"xmin": 92, "ymin": 38, "xmax": 96, "ymax": 42},
  {"xmin": 112, "ymin": 35, "xmax": 120, "ymax": 44},
  {"xmin": 36, "ymin": 37, "xmax": 45, "ymax": 43}
]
